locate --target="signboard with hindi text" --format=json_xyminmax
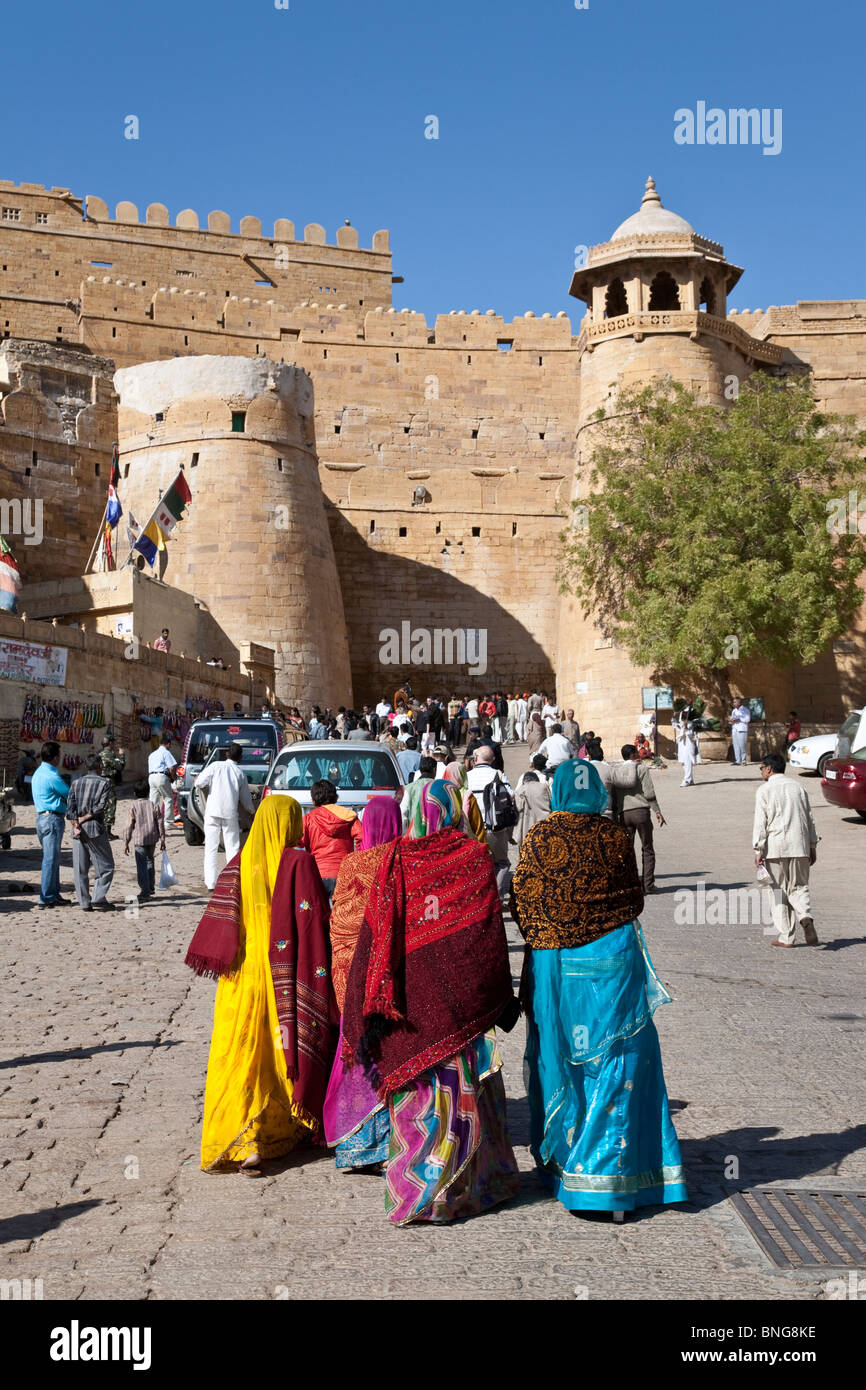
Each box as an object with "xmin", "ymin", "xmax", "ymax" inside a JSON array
[{"xmin": 0, "ymin": 638, "xmax": 68, "ymax": 687}]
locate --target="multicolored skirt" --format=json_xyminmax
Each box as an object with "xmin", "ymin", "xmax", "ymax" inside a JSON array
[
  {"xmin": 323, "ymin": 1019, "xmax": 390, "ymax": 1169},
  {"xmin": 385, "ymin": 1029, "xmax": 521, "ymax": 1225},
  {"xmin": 524, "ymin": 921, "xmax": 688, "ymax": 1212}
]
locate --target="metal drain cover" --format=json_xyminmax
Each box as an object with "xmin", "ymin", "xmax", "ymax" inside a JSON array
[{"xmin": 729, "ymin": 1189, "xmax": 866, "ymax": 1269}]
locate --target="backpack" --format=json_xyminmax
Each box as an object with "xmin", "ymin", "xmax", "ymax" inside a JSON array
[{"xmin": 481, "ymin": 774, "xmax": 518, "ymax": 831}]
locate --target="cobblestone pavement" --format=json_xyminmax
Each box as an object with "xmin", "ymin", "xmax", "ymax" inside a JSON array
[{"xmin": 2, "ymin": 751, "xmax": 864, "ymax": 1301}]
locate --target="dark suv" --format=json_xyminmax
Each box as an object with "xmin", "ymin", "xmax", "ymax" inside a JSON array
[{"xmin": 176, "ymin": 714, "xmax": 299, "ymax": 844}]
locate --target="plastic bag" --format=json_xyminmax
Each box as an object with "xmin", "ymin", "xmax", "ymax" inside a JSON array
[
  {"xmin": 756, "ymin": 862, "xmax": 773, "ymax": 885},
  {"xmin": 159, "ymin": 851, "xmax": 179, "ymax": 890}
]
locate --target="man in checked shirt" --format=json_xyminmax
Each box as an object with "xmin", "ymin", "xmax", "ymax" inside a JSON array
[{"xmin": 66, "ymin": 754, "xmax": 116, "ymax": 912}]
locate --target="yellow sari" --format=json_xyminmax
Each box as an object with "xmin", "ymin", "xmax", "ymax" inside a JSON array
[{"xmin": 201, "ymin": 795, "xmax": 313, "ymax": 1170}]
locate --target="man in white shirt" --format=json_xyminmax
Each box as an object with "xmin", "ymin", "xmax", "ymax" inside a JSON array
[
  {"xmin": 541, "ymin": 697, "xmax": 560, "ymax": 735},
  {"xmin": 148, "ymin": 735, "xmax": 177, "ymax": 821},
  {"xmin": 538, "ymin": 725, "xmax": 576, "ymax": 769},
  {"xmin": 195, "ymin": 743, "xmax": 254, "ymax": 891},
  {"xmin": 465, "ymin": 697, "xmax": 479, "ymax": 727},
  {"xmin": 729, "ymin": 698, "xmax": 752, "ymax": 766},
  {"xmin": 753, "ymin": 754, "xmax": 819, "ymax": 947},
  {"xmin": 506, "ymin": 694, "xmax": 518, "ymax": 743},
  {"xmin": 515, "ymin": 694, "xmax": 528, "ymax": 742},
  {"xmin": 673, "ymin": 710, "xmax": 697, "ymax": 786},
  {"xmin": 466, "ymin": 746, "xmax": 514, "ymax": 900}
]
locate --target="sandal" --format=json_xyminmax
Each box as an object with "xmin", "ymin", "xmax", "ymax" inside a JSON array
[{"xmin": 239, "ymin": 1156, "xmax": 263, "ymax": 1177}]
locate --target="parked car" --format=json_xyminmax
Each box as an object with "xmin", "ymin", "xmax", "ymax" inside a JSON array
[
  {"xmin": 787, "ymin": 734, "xmax": 837, "ymax": 778},
  {"xmin": 833, "ymin": 708, "xmax": 866, "ymax": 760},
  {"xmin": 186, "ymin": 741, "xmax": 276, "ymax": 837},
  {"xmin": 821, "ymin": 751, "xmax": 866, "ymax": 820},
  {"xmin": 177, "ymin": 714, "xmax": 301, "ymax": 844},
  {"xmin": 262, "ymin": 740, "xmax": 404, "ymax": 818}
]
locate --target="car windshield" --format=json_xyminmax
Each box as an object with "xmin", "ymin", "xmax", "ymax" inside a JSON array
[
  {"xmin": 835, "ymin": 711, "xmax": 862, "ymax": 760},
  {"xmin": 204, "ymin": 744, "xmax": 274, "ymax": 784},
  {"xmin": 187, "ymin": 725, "xmax": 278, "ymax": 764},
  {"xmin": 271, "ymin": 750, "xmax": 400, "ymax": 791}
]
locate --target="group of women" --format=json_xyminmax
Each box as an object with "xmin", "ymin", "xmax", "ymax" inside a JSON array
[{"xmin": 185, "ymin": 759, "xmax": 687, "ymax": 1224}]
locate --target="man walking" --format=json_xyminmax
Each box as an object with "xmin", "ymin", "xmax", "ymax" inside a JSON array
[
  {"xmin": 619, "ymin": 744, "xmax": 665, "ymax": 892},
  {"xmin": 195, "ymin": 743, "xmax": 253, "ymax": 891},
  {"xmin": 516, "ymin": 692, "xmax": 528, "ymax": 742},
  {"xmin": 32, "ymin": 741, "xmax": 70, "ymax": 910},
  {"xmin": 466, "ymin": 745, "xmax": 515, "ymax": 901},
  {"xmin": 148, "ymin": 733, "xmax": 177, "ymax": 822},
  {"xmin": 99, "ymin": 735, "xmax": 126, "ymax": 839},
  {"xmin": 753, "ymin": 754, "xmax": 819, "ymax": 948},
  {"xmin": 66, "ymin": 754, "xmax": 115, "ymax": 911},
  {"xmin": 561, "ymin": 708, "xmax": 581, "ymax": 749},
  {"xmin": 730, "ymin": 697, "xmax": 752, "ymax": 766},
  {"xmin": 538, "ymin": 723, "xmax": 576, "ymax": 770}
]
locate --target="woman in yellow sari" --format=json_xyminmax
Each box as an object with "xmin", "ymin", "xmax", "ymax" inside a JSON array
[{"xmin": 185, "ymin": 795, "xmax": 337, "ymax": 1173}]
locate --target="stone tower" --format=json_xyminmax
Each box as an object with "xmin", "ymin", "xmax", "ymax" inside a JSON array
[
  {"xmin": 114, "ymin": 355, "xmax": 352, "ymax": 708},
  {"xmin": 556, "ymin": 178, "xmax": 783, "ymax": 747}
]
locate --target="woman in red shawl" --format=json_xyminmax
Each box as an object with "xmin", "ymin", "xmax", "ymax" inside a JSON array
[
  {"xmin": 323, "ymin": 795, "xmax": 403, "ymax": 1170},
  {"xmin": 342, "ymin": 779, "xmax": 521, "ymax": 1224}
]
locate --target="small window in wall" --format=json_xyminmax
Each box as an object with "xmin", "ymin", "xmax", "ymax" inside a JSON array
[
  {"xmin": 32, "ymin": 451, "xmax": 38, "ymax": 467},
  {"xmin": 90, "ymin": 260, "xmax": 113, "ymax": 268},
  {"xmin": 497, "ymin": 339, "xmax": 513, "ymax": 351},
  {"xmin": 94, "ymin": 463, "xmax": 100, "ymax": 477},
  {"xmin": 472, "ymin": 526, "xmax": 481, "ymax": 537},
  {"xmin": 395, "ymin": 352, "xmax": 400, "ymax": 363},
  {"xmin": 604, "ymin": 277, "xmax": 628, "ymax": 318},
  {"xmin": 538, "ymin": 355, "xmax": 543, "ymax": 366},
  {"xmin": 112, "ymin": 326, "xmax": 117, "ymax": 338},
  {"xmin": 323, "ymin": 350, "xmax": 328, "ymax": 359},
  {"xmin": 25, "ymin": 467, "xmax": 31, "ymax": 477},
  {"xmin": 539, "ymin": 431, "xmax": 545, "ymax": 440},
  {"xmin": 512, "ymin": 522, "xmax": 517, "ymax": 536},
  {"xmin": 699, "ymin": 276, "xmax": 716, "ymax": 315},
  {"xmin": 369, "ymin": 519, "xmax": 375, "ymax": 534},
  {"xmin": 1, "ymin": 208, "xmax": 20, "ymax": 221},
  {"xmin": 435, "ymin": 522, "xmax": 441, "ymax": 534},
  {"xmin": 467, "ymin": 355, "xmax": 471, "ymax": 364},
  {"xmin": 276, "ymin": 458, "xmax": 283, "ymax": 472},
  {"xmin": 231, "ymin": 411, "xmax": 246, "ymax": 432},
  {"xmin": 334, "ymin": 424, "xmax": 341, "ymax": 434},
  {"xmin": 35, "ymin": 212, "xmax": 48, "ymax": 225},
  {"xmin": 471, "ymin": 428, "xmax": 478, "ymax": 439},
  {"xmin": 184, "ymin": 334, "xmax": 189, "ymax": 346},
  {"xmin": 191, "ymin": 452, "xmax": 199, "ymax": 467},
  {"xmin": 648, "ymin": 271, "xmax": 680, "ymax": 311},
  {"xmin": 403, "ymin": 425, "xmax": 410, "ymax": 434},
  {"xmin": 399, "ymin": 526, "xmax": 407, "ymax": 538},
  {"xmin": 123, "ymin": 462, "xmax": 130, "ymax": 478},
  {"xmin": 155, "ymin": 412, "xmax": 164, "ymax": 423}
]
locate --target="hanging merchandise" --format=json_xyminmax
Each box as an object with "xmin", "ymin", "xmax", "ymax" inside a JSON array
[
  {"xmin": 133, "ymin": 698, "xmax": 225, "ymax": 744},
  {"xmin": 20, "ymin": 696, "xmax": 106, "ymax": 745}
]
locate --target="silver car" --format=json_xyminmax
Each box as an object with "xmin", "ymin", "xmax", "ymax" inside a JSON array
[{"xmin": 262, "ymin": 739, "xmax": 404, "ymax": 818}]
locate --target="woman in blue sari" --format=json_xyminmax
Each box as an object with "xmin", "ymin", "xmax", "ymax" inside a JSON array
[{"xmin": 511, "ymin": 760, "xmax": 687, "ymax": 1216}]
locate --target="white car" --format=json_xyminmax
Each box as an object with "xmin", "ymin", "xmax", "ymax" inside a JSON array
[{"xmin": 787, "ymin": 734, "xmax": 837, "ymax": 778}]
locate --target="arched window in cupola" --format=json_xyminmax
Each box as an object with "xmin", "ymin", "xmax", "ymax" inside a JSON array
[
  {"xmin": 699, "ymin": 276, "xmax": 716, "ymax": 315},
  {"xmin": 648, "ymin": 270, "xmax": 680, "ymax": 311},
  {"xmin": 604, "ymin": 277, "xmax": 628, "ymax": 318}
]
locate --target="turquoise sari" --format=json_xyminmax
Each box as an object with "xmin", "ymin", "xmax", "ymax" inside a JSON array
[{"xmin": 524, "ymin": 920, "xmax": 688, "ymax": 1212}]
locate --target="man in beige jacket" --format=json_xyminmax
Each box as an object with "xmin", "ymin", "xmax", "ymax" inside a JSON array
[{"xmin": 753, "ymin": 754, "xmax": 819, "ymax": 947}]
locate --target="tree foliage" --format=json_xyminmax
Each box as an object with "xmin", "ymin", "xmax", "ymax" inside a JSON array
[{"xmin": 558, "ymin": 375, "xmax": 866, "ymax": 673}]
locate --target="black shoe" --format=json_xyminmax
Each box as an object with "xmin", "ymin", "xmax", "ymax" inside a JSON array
[
  {"xmin": 80, "ymin": 904, "xmax": 92, "ymax": 912},
  {"xmin": 91, "ymin": 901, "xmax": 115, "ymax": 912},
  {"xmin": 107, "ymin": 833, "xmax": 119, "ymax": 841},
  {"xmin": 37, "ymin": 900, "xmax": 57, "ymax": 909},
  {"xmin": 54, "ymin": 896, "xmax": 72, "ymax": 906}
]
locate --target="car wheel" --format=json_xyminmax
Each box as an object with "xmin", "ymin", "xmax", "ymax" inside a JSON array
[
  {"xmin": 817, "ymin": 753, "xmax": 831, "ymax": 778},
  {"xmin": 857, "ymin": 809, "xmax": 866, "ymax": 822},
  {"xmin": 183, "ymin": 818, "xmax": 204, "ymax": 846}
]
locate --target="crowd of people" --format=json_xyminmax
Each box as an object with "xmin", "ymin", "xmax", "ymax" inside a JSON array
[{"xmin": 25, "ymin": 677, "xmax": 821, "ymax": 1226}]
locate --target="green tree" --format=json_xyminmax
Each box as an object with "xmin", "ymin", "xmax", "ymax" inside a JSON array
[{"xmin": 558, "ymin": 375, "xmax": 866, "ymax": 677}]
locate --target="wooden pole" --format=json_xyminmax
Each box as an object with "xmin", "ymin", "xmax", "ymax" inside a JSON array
[{"xmin": 85, "ymin": 502, "xmax": 109, "ymax": 574}]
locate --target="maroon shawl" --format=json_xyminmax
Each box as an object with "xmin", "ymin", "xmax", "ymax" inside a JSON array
[
  {"xmin": 342, "ymin": 827, "xmax": 515, "ymax": 1099},
  {"xmin": 185, "ymin": 849, "xmax": 338, "ymax": 1124}
]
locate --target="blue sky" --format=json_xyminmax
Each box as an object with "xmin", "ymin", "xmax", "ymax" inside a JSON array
[{"xmin": 5, "ymin": 0, "xmax": 862, "ymax": 326}]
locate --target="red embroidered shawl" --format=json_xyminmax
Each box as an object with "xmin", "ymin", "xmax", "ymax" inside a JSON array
[{"xmin": 342, "ymin": 827, "xmax": 515, "ymax": 1099}]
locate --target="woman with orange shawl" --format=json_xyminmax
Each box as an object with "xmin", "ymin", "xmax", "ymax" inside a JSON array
[
  {"xmin": 343, "ymin": 780, "xmax": 521, "ymax": 1224},
  {"xmin": 324, "ymin": 795, "xmax": 403, "ymax": 1169},
  {"xmin": 184, "ymin": 795, "xmax": 338, "ymax": 1174}
]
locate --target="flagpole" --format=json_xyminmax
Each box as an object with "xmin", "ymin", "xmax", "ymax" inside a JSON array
[{"xmin": 85, "ymin": 503, "xmax": 109, "ymax": 574}]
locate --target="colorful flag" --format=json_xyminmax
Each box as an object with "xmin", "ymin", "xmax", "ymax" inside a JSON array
[
  {"xmin": 0, "ymin": 536, "xmax": 21, "ymax": 613},
  {"xmin": 106, "ymin": 443, "xmax": 122, "ymax": 527},
  {"xmin": 133, "ymin": 521, "xmax": 162, "ymax": 567},
  {"xmin": 152, "ymin": 471, "xmax": 192, "ymax": 537},
  {"xmin": 126, "ymin": 512, "xmax": 141, "ymax": 551},
  {"xmin": 103, "ymin": 520, "xmax": 114, "ymax": 570}
]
